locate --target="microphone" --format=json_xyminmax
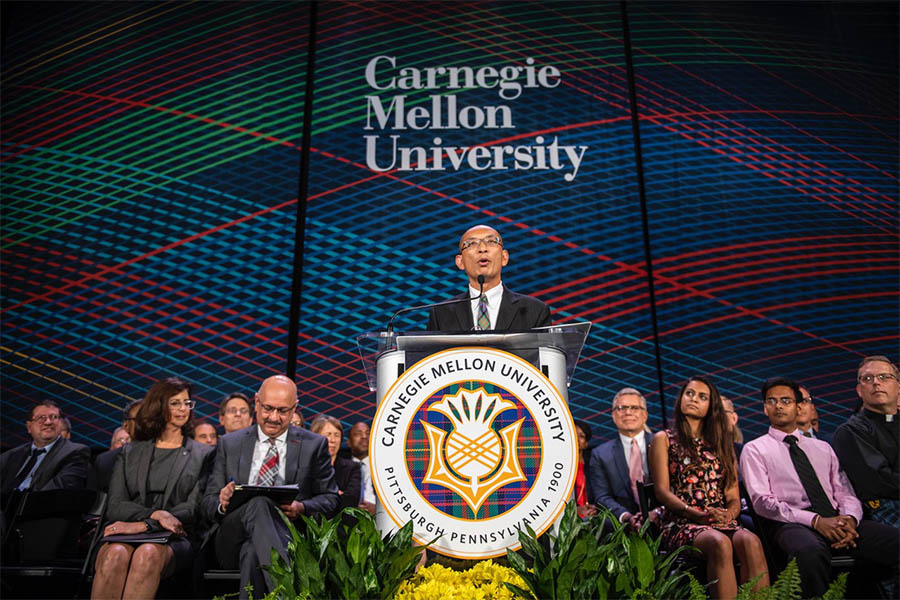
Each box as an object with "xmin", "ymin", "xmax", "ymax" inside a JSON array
[{"xmin": 386, "ymin": 275, "xmax": 486, "ymax": 333}]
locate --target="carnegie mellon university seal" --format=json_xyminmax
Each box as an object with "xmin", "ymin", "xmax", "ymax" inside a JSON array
[{"xmin": 370, "ymin": 346, "xmax": 576, "ymax": 559}]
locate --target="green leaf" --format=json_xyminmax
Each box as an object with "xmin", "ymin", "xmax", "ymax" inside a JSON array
[
  {"xmin": 628, "ymin": 536, "xmax": 654, "ymax": 589},
  {"xmin": 503, "ymin": 581, "xmax": 538, "ymax": 600},
  {"xmin": 596, "ymin": 574, "xmax": 610, "ymax": 600}
]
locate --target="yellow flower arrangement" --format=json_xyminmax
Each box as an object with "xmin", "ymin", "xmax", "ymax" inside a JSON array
[{"xmin": 395, "ymin": 560, "xmax": 529, "ymax": 600}]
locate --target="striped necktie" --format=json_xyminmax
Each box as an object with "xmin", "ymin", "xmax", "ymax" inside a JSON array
[
  {"xmin": 256, "ymin": 439, "xmax": 279, "ymax": 486},
  {"xmin": 476, "ymin": 294, "xmax": 490, "ymax": 330}
]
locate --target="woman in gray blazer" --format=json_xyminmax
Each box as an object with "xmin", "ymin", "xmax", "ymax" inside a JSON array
[{"xmin": 91, "ymin": 377, "xmax": 214, "ymax": 599}]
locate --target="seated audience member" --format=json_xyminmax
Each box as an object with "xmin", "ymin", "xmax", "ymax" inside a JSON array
[
  {"xmin": 110, "ymin": 427, "xmax": 131, "ymax": 450},
  {"xmin": 310, "ymin": 415, "xmax": 361, "ymax": 519},
  {"xmin": 1, "ymin": 401, "xmax": 90, "ymax": 503},
  {"xmin": 0, "ymin": 402, "xmax": 91, "ymax": 563},
  {"xmin": 347, "ymin": 422, "xmax": 376, "ymax": 514},
  {"xmin": 59, "ymin": 417, "xmax": 72, "ymax": 440},
  {"xmin": 201, "ymin": 376, "xmax": 338, "ymax": 599},
  {"xmin": 91, "ymin": 377, "xmax": 214, "ymax": 600},
  {"xmin": 740, "ymin": 376, "xmax": 899, "ymax": 598},
  {"xmin": 574, "ymin": 420, "xmax": 597, "ymax": 518},
  {"xmin": 290, "ymin": 409, "xmax": 305, "ymax": 429},
  {"xmin": 589, "ymin": 388, "xmax": 653, "ymax": 529},
  {"xmin": 193, "ymin": 421, "xmax": 218, "ymax": 446},
  {"xmin": 92, "ymin": 403, "xmax": 142, "ymax": 493},
  {"xmin": 721, "ymin": 397, "xmax": 744, "ymax": 450},
  {"xmin": 796, "ymin": 386, "xmax": 831, "ymax": 444},
  {"xmin": 218, "ymin": 392, "xmax": 253, "ymax": 434},
  {"xmin": 650, "ymin": 376, "xmax": 768, "ymax": 598},
  {"xmin": 121, "ymin": 400, "xmax": 142, "ymax": 439},
  {"xmin": 833, "ymin": 356, "xmax": 899, "ymax": 528},
  {"xmin": 721, "ymin": 397, "xmax": 755, "ymax": 532}
]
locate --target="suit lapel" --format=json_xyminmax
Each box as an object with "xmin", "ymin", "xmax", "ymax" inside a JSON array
[
  {"xmin": 136, "ymin": 442, "xmax": 153, "ymax": 504},
  {"xmin": 611, "ymin": 437, "xmax": 630, "ymax": 490},
  {"xmin": 494, "ymin": 286, "xmax": 517, "ymax": 331},
  {"xmin": 238, "ymin": 429, "xmax": 256, "ymax": 484},
  {"xmin": 284, "ymin": 427, "xmax": 302, "ymax": 484},
  {"xmin": 162, "ymin": 441, "xmax": 191, "ymax": 507},
  {"xmin": 452, "ymin": 292, "xmax": 474, "ymax": 330}
]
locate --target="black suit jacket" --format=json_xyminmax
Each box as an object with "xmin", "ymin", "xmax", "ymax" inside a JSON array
[
  {"xmin": 427, "ymin": 285, "xmax": 551, "ymax": 331},
  {"xmin": 107, "ymin": 438, "xmax": 214, "ymax": 539},
  {"xmin": 200, "ymin": 425, "xmax": 339, "ymax": 524},
  {"xmin": 90, "ymin": 446, "xmax": 122, "ymax": 492},
  {"xmin": 333, "ymin": 456, "xmax": 361, "ymax": 512},
  {"xmin": 0, "ymin": 437, "xmax": 90, "ymax": 495},
  {"xmin": 588, "ymin": 432, "xmax": 653, "ymax": 520}
]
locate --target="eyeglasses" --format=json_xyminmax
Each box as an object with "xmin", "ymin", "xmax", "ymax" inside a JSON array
[
  {"xmin": 29, "ymin": 414, "xmax": 60, "ymax": 423},
  {"xmin": 612, "ymin": 405, "xmax": 645, "ymax": 413},
  {"xmin": 459, "ymin": 236, "xmax": 502, "ymax": 252},
  {"xmin": 258, "ymin": 402, "xmax": 295, "ymax": 416},
  {"xmin": 765, "ymin": 397, "xmax": 796, "ymax": 407},
  {"xmin": 859, "ymin": 373, "xmax": 898, "ymax": 385},
  {"xmin": 169, "ymin": 400, "xmax": 196, "ymax": 409},
  {"xmin": 224, "ymin": 407, "xmax": 250, "ymax": 416},
  {"xmin": 798, "ymin": 397, "xmax": 812, "ymax": 404}
]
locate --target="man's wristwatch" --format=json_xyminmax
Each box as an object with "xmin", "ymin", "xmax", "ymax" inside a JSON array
[{"xmin": 143, "ymin": 519, "xmax": 154, "ymax": 532}]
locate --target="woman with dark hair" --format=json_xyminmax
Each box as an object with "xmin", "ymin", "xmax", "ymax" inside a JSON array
[
  {"xmin": 649, "ymin": 376, "xmax": 768, "ymax": 599},
  {"xmin": 91, "ymin": 377, "xmax": 214, "ymax": 599}
]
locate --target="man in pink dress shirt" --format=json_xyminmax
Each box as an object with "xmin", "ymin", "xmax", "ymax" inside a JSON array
[{"xmin": 740, "ymin": 377, "xmax": 899, "ymax": 597}]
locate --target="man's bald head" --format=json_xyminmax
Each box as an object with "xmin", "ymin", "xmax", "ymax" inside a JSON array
[
  {"xmin": 455, "ymin": 225, "xmax": 508, "ymax": 291},
  {"xmin": 255, "ymin": 375, "xmax": 299, "ymax": 438}
]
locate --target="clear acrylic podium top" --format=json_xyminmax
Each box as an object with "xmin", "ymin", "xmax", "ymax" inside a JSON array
[{"xmin": 355, "ymin": 322, "xmax": 591, "ymax": 392}]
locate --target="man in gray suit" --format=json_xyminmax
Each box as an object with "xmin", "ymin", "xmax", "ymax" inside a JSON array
[
  {"xmin": 201, "ymin": 375, "xmax": 338, "ymax": 599},
  {"xmin": 589, "ymin": 388, "xmax": 655, "ymax": 529}
]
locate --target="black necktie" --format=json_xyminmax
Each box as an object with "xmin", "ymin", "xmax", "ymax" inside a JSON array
[
  {"xmin": 783, "ymin": 435, "xmax": 837, "ymax": 517},
  {"xmin": 11, "ymin": 447, "xmax": 46, "ymax": 491},
  {"xmin": 802, "ymin": 431, "xmax": 812, "ymax": 438}
]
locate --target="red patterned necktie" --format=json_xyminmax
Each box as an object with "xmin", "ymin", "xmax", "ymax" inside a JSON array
[{"xmin": 256, "ymin": 438, "xmax": 279, "ymax": 486}]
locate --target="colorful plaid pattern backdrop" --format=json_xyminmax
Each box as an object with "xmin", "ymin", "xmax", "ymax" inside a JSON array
[
  {"xmin": 406, "ymin": 382, "xmax": 542, "ymax": 520},
  {"xmin": 2, "ymin": 2, "xmax": 897, "ymax": 450}
]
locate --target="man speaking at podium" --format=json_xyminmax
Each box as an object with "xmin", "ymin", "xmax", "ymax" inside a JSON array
[{"xmin": 427, "ymin": 225, "xmax": 551, "ymax": 331}]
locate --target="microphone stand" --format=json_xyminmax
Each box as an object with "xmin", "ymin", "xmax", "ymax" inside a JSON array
[{"xmin": 386, "ymin": 275, "xmax": 485, "ymax": 333}]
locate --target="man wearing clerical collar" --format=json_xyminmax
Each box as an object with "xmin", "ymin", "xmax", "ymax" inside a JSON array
[{"xmin": 833, "ymin": 355, "xmax": 900, "ymax": 528}]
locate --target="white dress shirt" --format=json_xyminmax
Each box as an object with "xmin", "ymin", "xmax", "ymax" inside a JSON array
[
  {"xmin": 249, "ymin": 427, "xmax": 288, "ymax": 485},
  {"xmin": 352, "ymin": 455, "xmax": 376, "ymax": 504},
  {"xmin": 618, "ymin": 431, "xmax": 649, "ymax": 478},
  {"xmin": 468, "ymin": 281, "xmax": 503, "ymax": 330}
]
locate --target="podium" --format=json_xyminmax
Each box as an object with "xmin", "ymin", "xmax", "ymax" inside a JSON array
[
  {"xmin": 357, "ymin": 323, "xmax": 590, "ymax": 560},
  {"xmin": 356, "ymin": 322, "xmax": 591, "ymax": 402}
]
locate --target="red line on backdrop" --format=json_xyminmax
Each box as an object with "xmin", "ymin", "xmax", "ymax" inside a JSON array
[
  {"xmin": 530, "ymin": 3, "xmax": 898, "ymax": 228},
  {"xmin": 651, "ymin": 7, "xmax": 899, "ymax": 158},
  {"xmin": 578, "ymin": 291, "xmax": 898, "ymax": 363},
  {"xmin": 2, "ymin": 243, "xmax": 375, "ymax": 415}
]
